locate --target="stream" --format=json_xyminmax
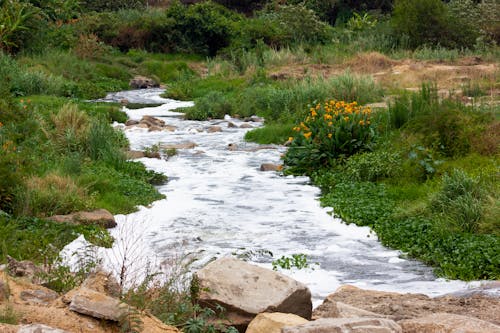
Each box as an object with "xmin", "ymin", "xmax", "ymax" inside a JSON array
[{"xmin": 64, "ymin": 89, "xmax": 486, "ymax": 305}]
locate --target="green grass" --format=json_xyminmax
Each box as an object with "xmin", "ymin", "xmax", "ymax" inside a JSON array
[{"xmin": 244, "ymin": 122, "xmax": 294, "ymax": 144}]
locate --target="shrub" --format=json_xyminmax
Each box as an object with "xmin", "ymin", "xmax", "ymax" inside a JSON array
[
  {"xmin": 18, "ymin": 172, "xmax": 94, "ymax": 217},
  {"xmin": 284, "ymin": 100, "xmax": 376, "ymax": 174},
  {"xmin": 184, "ymin": 91, "xmax": 232, "ymax": 120},
  {"xmin": 0, "ymin": 0, "xmax": 40, "ymax": 53},
  {"xmin": 431, "ymin": 169, "xmax": 485, "ymax": 233},
  {"xmin": 49, "ymin": 104, "xmax": 90, "ymax": 153},
  {"xmin": 392, "ymin": 0, "xmax": 472, "ymax": 49},
  {"xmin": 344, "ymin": 150, "xmax": 402, "ymax": 181},
  {"xmin": 80, "ymin": 0, "xmax": 145, "ymax": 12}
]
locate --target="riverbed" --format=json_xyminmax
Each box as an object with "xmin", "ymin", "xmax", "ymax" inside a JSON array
[{"xmin": 64, "ymin": 89, "xmax": 482, "ymax": 305}]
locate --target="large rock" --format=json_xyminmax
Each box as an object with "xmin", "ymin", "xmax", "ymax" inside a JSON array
[
  {"xmin": 68, "ymin": 287, "xmax": 125, "ymax": 321},
  {"xmin": 313, "ymin": 300, "xmax": 386, "ymax": 320},
  {"xmin": 18, "ymin": 324, "xmax": 71, "ymax": 333},
  {"xmin": 246, "ymin": 312, "xmax": 308, "ymax": 333},
  {"xmin": 399, "ymin": 313, "xmax": 500, "ymax": 333},
  {"xmin": 47, "ymin": 209, "xmax": 116, "ymax": 228},
  {"xmin": 281, "ymin": 317, "xmax": 402, "ymax": 333},
  {"xmin": 320, "ymin": 285, "xmax": 500, "ymax": 325},
  {"xmin": 194, "ymin": 258, "xmax": 312, "ymax": 331},
  {"xmin": 129, "ymin": 76, "xmax": 159, "ymax": 89}
]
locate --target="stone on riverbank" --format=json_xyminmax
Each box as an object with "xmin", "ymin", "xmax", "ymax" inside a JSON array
[
  {"xmin": 194, "ymin": 257, "xmax": 312, "ymax": 331},
  {"xmin": 68, "ymin": 287, "xmax": 125, "ymax": 321},
  {"xmin": 260, "ymin": 163, "xmax": 282, "ymax": 171},
  {"xmin": 129, "ymin": 76, "xmax": 159, "ymax": 89},
  {"xmin": 282, "ymin": 317, "xmax": 402, "ymax": 333},
  {"xmin": 18, "ymin": 324, "xmax": 71, "ymax": 333},
  {"xmin": 399, "ymin": 313, "xmax": 500, "ymax": 333},
  {"xmin": 317, "ymin": 285, "xmax": 500, "ymax": 325},
  {"xmin": 47, "ymin": 209, "xmax": 116, "ymax": 229},
  {"xmin": 313, "ymin": 300, "xmax": 386, "ymax": 320},
  {"xmin": 246, "ymin": 312, "xmax": 309, "ymax": 333}
]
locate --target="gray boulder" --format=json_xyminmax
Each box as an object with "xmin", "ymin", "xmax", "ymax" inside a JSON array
[
  {"xmin": 68, "ymin": 287, "xmax": 125, "ymax": 321},
  {"xmin": 194, "ymin": 258, "xmax": 312, "ymax": 331}
]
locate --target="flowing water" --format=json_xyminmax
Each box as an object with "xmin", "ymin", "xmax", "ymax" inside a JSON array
[{"xmin": 65, "ymin": 89, "xmax": 491, "ymax": 305}]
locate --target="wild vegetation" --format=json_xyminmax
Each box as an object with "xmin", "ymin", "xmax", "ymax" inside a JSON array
[{"xmin": 0, "ymin": 0, "xmax": 499, "ymax": 330}]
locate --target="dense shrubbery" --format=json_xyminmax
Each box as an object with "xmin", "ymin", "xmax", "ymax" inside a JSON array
[
  {"xmin": 294, "ymin": 84, "xmax": 500, "ymax": 280},
  {"xmin": 284, "ymin": 100, "xmax": 376, "ymax": 174}
]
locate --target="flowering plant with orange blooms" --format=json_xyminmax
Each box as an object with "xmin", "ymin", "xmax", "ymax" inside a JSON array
[{"xmin": 284, "ymin": 100, "xmax": 376, "ymax": 173}]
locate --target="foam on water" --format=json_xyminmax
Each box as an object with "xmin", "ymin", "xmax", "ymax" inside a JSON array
[{"xmin": 63, "ymin": 89, "xmax": 490, "ymax": 305}]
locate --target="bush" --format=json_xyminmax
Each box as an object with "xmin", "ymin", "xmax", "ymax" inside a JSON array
[
  {"xmin": 392, "ymin": 0, "xmax": 475, "ymax": 49},
  {"xmin": 18, "ymin": 172, "xmax": 94, "ymax": 217},
  {"xmin": 284, "ymin": 100, "xmax": 376, "ymax": 174},
  {"xmin": 184, "ymin": 91, "xmax": 232, "ymax": 120},
  {"xmin": 431, "ymin": 169, "xmax": 485, "ymax": 233},
  {"xmin": 344, "ymin": 150, "xmax": 402, "ymax": 181},
  {"xmin": 80, "ymin": 0, "xmax": 145, "ymax": 12}
]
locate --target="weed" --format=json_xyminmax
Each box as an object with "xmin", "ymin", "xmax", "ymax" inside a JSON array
[
  {"xmin": 0, "ymin": 304, "xmax": 19, "ymax": 325},
  {"xmin": 272, "ymin": 254, "xmax": 310, "ymax": 270}
]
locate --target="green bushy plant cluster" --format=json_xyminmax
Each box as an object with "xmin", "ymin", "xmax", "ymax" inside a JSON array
[
  {"xmin": 284, "ymin": 100, "xmax": 376, "ymax": 174},
  {"xmin": 308, "ymin": 83, "xmax": 499, "ymax": 280}
]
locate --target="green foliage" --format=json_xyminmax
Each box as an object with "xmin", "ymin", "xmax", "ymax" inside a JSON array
[
  {"xmin": 244, "ymin": 122, "xmax": 294, "ymax": 145},
  {"xmin": 0, "ymin": 214, "xmax": 110, "ymax": 264},
  {"xmin": 79, "ymin": 0, "xmax": 145, "ymax": 12},
  {"xmin": 118, "ymin": 304, "xmax": 144, "ymax": 333},
  {"xmin": 18, "ymin": 172, "xmax": 94, "ymax": 217},
  {"xmin": 431, "ymin": 169, "xmax": 485, "ymax": 233},
  {"xmin": 0, "ymin": 0, "xmax": 39, "ymax": 52},
  {"xmin": 79, "ymin": 162, "xmax": 165, "ymax": 214},
  {"xmin": 285, "ymin": 100, "xmax": 376, "ymax": 174},
  {"xmin": 272, "ymin": 254, "xmax": 309, "ymax": 270},
  {"xmin": 344, "ymin": 150, "xmax": 402, "ymax": 181},
  {"xmin": 392, "ymin": 0, "xmax": 449, "ymax": 48},
  {"xmin": 407, "ymin": 146, "xmax": 443, "ymax": 180},
  {"xmin": 184, "ymin": 91, "xmax": 232, "ymax": 120}
]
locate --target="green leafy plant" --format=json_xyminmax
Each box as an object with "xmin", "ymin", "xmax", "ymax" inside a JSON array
[
  {"xmin": 408, "ymin": 145, "xmax": 443, "ymax": 180},
  {"xmin": 0, "ymin": 0, "xmax": 39, "ymax": 52},
  {"xmin": 0, "ymin": 304, "xmax": 19, "ymax": 324},
  {"xmin": 285, "ymin": 100, "xmax": 376, "ymax": 174},
  {"xmin": 272, "ymin": 254, "xmax": 310, "ymax": 270},
  {"xmin": 431, "ymin": 169, "xmax": 485, "ymax": 233}
]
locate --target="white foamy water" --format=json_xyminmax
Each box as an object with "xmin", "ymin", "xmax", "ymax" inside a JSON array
[{"xmin": 64, "ymin": 89, "xmax": 492, "ymax": 305}]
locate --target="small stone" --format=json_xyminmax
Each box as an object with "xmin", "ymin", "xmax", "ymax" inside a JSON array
[
  {"xmin": 239, "ymin": 123, "xmax": 254, "ymax": 129},
  {"xmin": 260, "ymin": 163, "xmax": 281, "ymax": 172},
  {"xmin": 161, "ymin": 142, "xmax": 197, "ymax": 150},
  {"xmin": 227, "ymin": 122, "xmax": 237, "ymax": 128},
  {"xmin": 20, "ymin": 289, "xmax": 58, "ymax": 305},
  {"xmin": 126, "ymin": 150, "xmax": 146, "ymax": 159},
  {"xmin": 246, "ymin": 313, "xmax": 309, "ymax": 333},
  {"xmin": 18, "ymin": 324, "xmax": 70, "ymax": 333},
  {"xmin": 207, "ymin": 126, "xmax": 222, "ymax": 133},
  {"xmin": 125, "ymin": 119, "xmax": 139, "ymax": 126}
]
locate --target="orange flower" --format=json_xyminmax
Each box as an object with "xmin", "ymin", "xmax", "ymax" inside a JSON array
[
  {"xmin": 303, "ymin": 132, "xmax": 312, "ymax": 139},
  {"xmin": 328, "ymin": 133, "xmax": 333, "ymax": 138}
]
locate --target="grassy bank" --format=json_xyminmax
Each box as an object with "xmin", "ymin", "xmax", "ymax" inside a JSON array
[{"xmin": 285, "ymin": 86, "xmax": 500, "ymax": 280}]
